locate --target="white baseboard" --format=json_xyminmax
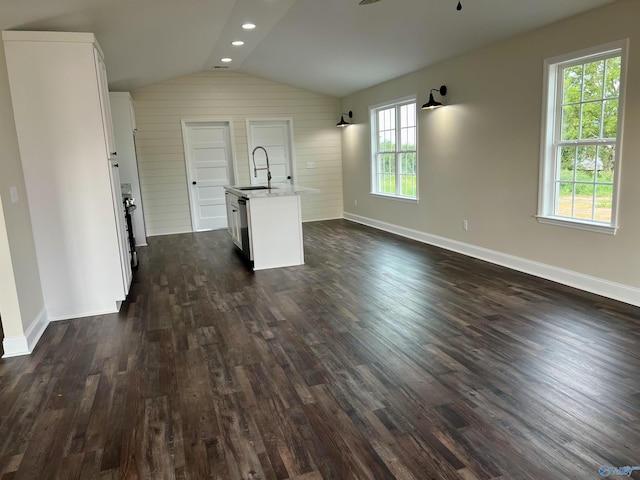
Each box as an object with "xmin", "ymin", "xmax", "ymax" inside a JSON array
[
  {"xmin": 343, "ymin": 212, "xmax": 640, "ymax": 307},
  {"xmin": 3, "ymin": 308, "xmax": 49, "ymax": 358},
  {"xmin": 303, "ymin": 215, "xmax": 343, "ymax": 223}
]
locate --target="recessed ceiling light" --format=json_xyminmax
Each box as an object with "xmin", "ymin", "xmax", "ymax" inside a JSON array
[
  {"xmin": 231, "ymin": 40, "xmax": 245, "ymax": 46},
  {"xmin": 221, "ymin": 57, "xmax": 232, "ymax": 63},
  {"xmin": 242, "ymin": 23, "xmax": 256, "ymax": 30}
]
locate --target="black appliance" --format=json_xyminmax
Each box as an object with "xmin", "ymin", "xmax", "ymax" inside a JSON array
[
  {"xmin": 238, "ymin": 197, "xmax": 251, "ymax": 262},
  {"xmin": 123, "ymin": 198, "xmax": 138, "ymax": 269}
]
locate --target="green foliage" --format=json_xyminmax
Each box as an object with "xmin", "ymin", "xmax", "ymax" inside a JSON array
[{"xmin": 561, "ymin": 56, "xmax": 621, "ymax": 143}]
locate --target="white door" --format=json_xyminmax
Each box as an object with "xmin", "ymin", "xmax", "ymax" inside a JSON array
[
  {"xmin": 182, "ymin": 120, "xmax": 236, "ymax": 231},
  {"xmin": 247, "ymin": 119, "xmax": 295, "ymax": 186}
]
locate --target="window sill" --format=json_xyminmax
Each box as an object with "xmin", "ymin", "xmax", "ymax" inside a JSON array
[
  {"xmin": 370, "ymin": 192, "xmax": 418, "ymax": 204},
  {"xmin": 535, "ymin": 215, "xmax": 618, "ymax": 235}
]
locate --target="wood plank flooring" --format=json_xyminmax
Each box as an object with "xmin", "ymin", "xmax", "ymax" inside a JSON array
[{"xmin": 2, "ymin": 219, "xmax": 640, "ymax": 479}]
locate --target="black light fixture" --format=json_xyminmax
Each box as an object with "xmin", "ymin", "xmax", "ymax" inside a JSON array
[
  {"xmin": 422, "ymin": 85, "xmax": 447, "ymax": 110},
  {"xmin": 457, "ymin": 1, "xmax": 462, "ymax": 10},
  {"xmin": 336, "ymin": 111, "xmax": 353, "ymax": 128}
]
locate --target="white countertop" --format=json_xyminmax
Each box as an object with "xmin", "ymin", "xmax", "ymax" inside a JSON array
[{"xmin": 224, "ymin": 183, "xmax": 320, "ymax": 199}]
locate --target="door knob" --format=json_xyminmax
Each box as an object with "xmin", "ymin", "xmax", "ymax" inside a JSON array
[
  {"xmin": 192, "ymin": 181, "xmax": 197, "ymax": 185},
  {"xmin": 287, "ymin": 175, "xmax": 292, "ymax": 180}
]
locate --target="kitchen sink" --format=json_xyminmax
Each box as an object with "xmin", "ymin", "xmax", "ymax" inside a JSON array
[{"xmin": 237, "ymin": 186, "xmax": 276, "ymax": 190}]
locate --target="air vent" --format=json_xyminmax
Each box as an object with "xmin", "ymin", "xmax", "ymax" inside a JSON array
[{"xmin": 213, "ymin": 65, "xmax": 229, "ymax": 69}]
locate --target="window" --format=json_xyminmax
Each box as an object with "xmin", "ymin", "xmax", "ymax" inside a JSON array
[
  {"xmin": 371, "ymin": 98, "xmax": 417, "ymax": 199},
  {"xmin": 538, "ymin": 40, "xmax": 627, "ymax": 234}
]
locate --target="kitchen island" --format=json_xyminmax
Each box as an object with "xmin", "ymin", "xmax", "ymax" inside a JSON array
[{"xmin": 224, "ymin": 184, "xmax": 319, "ymax": 270}]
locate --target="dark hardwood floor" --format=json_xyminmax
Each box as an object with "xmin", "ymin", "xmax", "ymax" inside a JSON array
[{"xmin": 1, "ymin": 219, "xmax": 640, "ymax": 479}]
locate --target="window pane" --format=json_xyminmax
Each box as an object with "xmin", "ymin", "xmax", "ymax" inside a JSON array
[
  {"xmin": 563, "ymin": 65, "xmax": 583, "ymax": 104},
  {"xmin": 598, "ymin": 144, "xmax": 616, "ymax": 173},
  {"xmin": 400, "ymin": 127, "xmax": 416, "ymax": 150},
  {"xmin": 378, "ymin": 174, "xmax": 396, "ymax": 194},
  {"xmin": 603, "ymin": 99, "xmax": 618, "ymax": 138},
  {"xmin": 595, "ymin": 184, "xmax": 613, "ymax": 223},
  {"xmin": 582, "ymin": 60, "xmax": 605, "ymax": 101},
  {"xmin": 580, "ymin": 101, "xmax": 602, "ymax": 139},
  {"xmin": 576, "ymin": 145, "xmax": 598, "ymax": 174},
  {"xmin": 399, "ymin": 152, "xmax": 416, "ymax": 197},
  {"xmin": 559, "ymin": 146, "xmax": 576, "ymax": 180},
  {"xmin": 604, "ymin": 56, "xmax": 621, "ymax": 98},
  {"xmin": 378, "ymin": 153, "xmax": 395, "ymax": 174},
  {"xmin": 556, "ymin": 182, "xmax": 575, "ymax": 217},
  {"xmin": 573, "ymin": 192, "xmax": 594, "ymax": 220},
  {"xmin": 561, "ymin": 104, "xmax": 580, "ymax": 140},
  {"xmin": 400, "ymin": 175, "xmax": 416, "ymax": 197}
]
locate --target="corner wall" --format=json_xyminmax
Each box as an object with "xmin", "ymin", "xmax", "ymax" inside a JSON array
[
  {"xmin": 132, "ymin": 71, "xmax": 343, "ymax": 236},
  {"xmin": 340, "ymin": 0, "xmax": 640, "ymax": 302},
  {"xmin": 0, "ymin": 39, "xmax": 46, "ymax": 356}
]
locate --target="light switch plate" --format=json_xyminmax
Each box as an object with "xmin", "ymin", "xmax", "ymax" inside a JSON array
[
  {"xmin": 10, "ymin": 186, "xmax": 18, "ymax": 203},
  {"xmin": 306, "ymin": 162, "xmax": 316, "ymax": 169}
]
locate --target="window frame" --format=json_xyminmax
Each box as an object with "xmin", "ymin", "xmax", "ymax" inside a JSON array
[
  {"xmin": 369, "ymin": 96, "xmax": 418, "ymax": 202},
  {"xmin": 537, "ymin": 39, "xmax": 628, "ymax": 235}
]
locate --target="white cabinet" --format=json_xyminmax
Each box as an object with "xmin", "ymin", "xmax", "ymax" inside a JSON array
[
  {"xmin": 225, "ymin": 193, "xmax": 242, "ymax": 248},
  {"xmin": 95, "ymin": 49, "xmax": 117, "ymax": 159},
  {"xmin": 110, "ymin": 92, "xmax": 147, "ymax": 246},
  {"xmin": 224, "ymin": 187, "xmax": 307, "ymax": 270},
  {"xmin": 109, "ymin": 159, "xmax": 133, "ymax": 291},
  {"xmin": 3, "ymin": 31, "xmax": 129, "ymax": 320}
]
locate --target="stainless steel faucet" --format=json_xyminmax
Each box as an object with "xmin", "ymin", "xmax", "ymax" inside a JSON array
[{"xmin": 252, "ymin": 146, "xmax": 272, "ymax": 190}]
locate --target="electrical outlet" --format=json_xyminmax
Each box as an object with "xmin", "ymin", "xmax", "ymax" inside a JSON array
[
  {"xmin": 463, "ymin": 219, "xmax": 468, "ymax": 231},
  {"xmin": 354, "ymin": 199, "xmax": 358, "ymax": 207},
  {"xmin": 10, "ymin": 186, "xmax": 18, "ymax": 203}
]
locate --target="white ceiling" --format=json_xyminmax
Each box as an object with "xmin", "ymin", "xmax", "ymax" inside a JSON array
[{"xmin": 0, "ymin": 0, "xmax": 614, "ymax": 98}]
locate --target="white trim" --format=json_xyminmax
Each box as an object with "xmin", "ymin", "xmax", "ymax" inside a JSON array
[
  {"xmin": 302, "ymin": 215, "xmax": 343, "ymax": 223},
  {"xmin": 535, "ymin": 215, "xmax": 618, "ymax": 235},
  {"xmin": 370, "ymin": 192, "xmax": 418, "ymax": 204},
  {"xmin": 538, "ymin": 39, "xmax": 628, "ymax": 230},
  {"xmin": 343, "ymin": 212, "xmax": 640, "ymax": 307},
  {"xmin": 2, "ymin": 308, "xmax": 49, "ymax": 358},
  {"xmin": 369, "ymin": 96, "xmax": 418, "ymax": 199}
]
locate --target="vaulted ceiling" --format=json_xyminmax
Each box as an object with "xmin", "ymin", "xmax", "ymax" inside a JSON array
[{"xmin": 1, "ymin": 0, "xmax": 615, "ymax": 97}]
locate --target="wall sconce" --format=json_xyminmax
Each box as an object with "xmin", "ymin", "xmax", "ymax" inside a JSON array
[
  {"xmin": 422, "ymin": 85, "xmax": 447, "ymax": 110},
  {"xmin": 336, "ymin": 111, "xmax": 353, "ymax": 127}
]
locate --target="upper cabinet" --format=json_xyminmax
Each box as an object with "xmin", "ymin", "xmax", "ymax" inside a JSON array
[
  {"xmin": 3, "ymin": 30, "xmax": 129, "ymax": 320},
  {"xmin": 94, "ymin": 47, "xmax": 117, "ymax": 159}
]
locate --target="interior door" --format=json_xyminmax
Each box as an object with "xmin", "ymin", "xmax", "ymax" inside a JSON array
[
  {"xmin": 182, "ymin": 120, "xmax": 235, "ymax": 231},
  {"xmin": 247, "ymin": 119, "xmax": 295, "ymax": 186}
]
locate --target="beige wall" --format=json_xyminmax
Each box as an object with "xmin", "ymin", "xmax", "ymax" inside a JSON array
[
  {"xmin": 132, "ymin": 71, "xmax": 343, "ymax": 236},
  {"xmin": 341, "ymin": 0, "xmax": 640, "ymax": 289},
  {"xmin": 0, "ymin": 42, "xmax": 44, "ymax": 337}
]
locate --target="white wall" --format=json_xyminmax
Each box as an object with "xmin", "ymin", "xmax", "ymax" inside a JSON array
[
  {"xmin": 0, "ymin": 39, "xmax": 45, "ymax": 354},
  {"xmin": 132, "ymin": 71, "xmax": 343, "ymax": 236},
  {"xmin": 341, "ymin": 0, "xmax": 640, "ymax": 302}
]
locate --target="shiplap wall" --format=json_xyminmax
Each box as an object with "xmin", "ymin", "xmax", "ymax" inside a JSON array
[{"xmin": 131, "ymin": 71, "xmax": 343, "ymax": 236}]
